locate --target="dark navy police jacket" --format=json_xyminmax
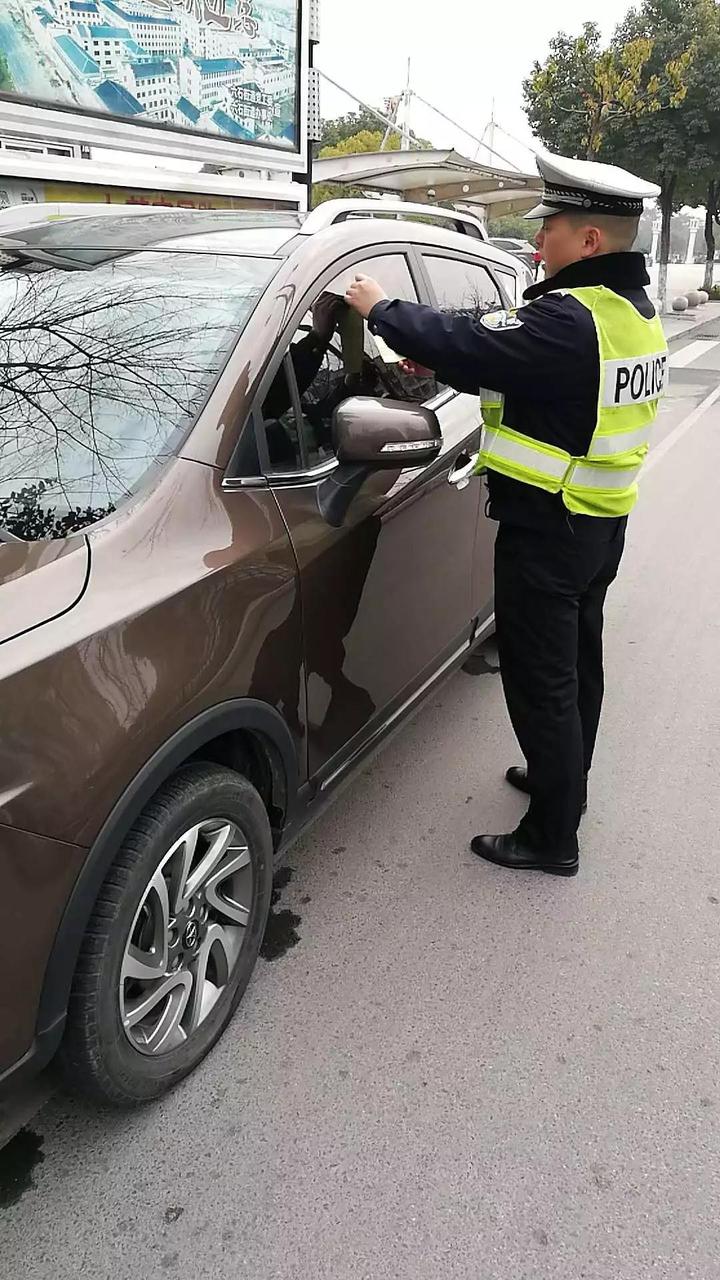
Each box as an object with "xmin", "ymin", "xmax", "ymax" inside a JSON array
[{"xmin": 368, "ymin": 253, "xmax": 655, "ymax": 531}]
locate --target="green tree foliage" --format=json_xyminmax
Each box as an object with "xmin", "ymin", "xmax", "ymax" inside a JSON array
[
  {"xmin": 523, "ymin": 21, "xmax": 688, "ymax": 161},
  {"xmin": 319, "ymin": 129, "xmax": 403, "ymax": 160},
  {"xmin": 315, "ymin": 108, "xmax": 389, "ymax": 153},
  {"xmin": 315, "ymin": 108, "xmax": 432, "ymax": 155},
  {"xmin": 487, "ymin": 214, "xmax": 536, "ymax": 241}
]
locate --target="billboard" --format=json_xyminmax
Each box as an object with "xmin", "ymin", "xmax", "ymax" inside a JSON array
[
  {"xmin": 0, "ymin": 175, "xmax": 299, "ymax": 209},
  {"xmin": 0, "ymin": 1, "xmax": 302, "ymax": 156}
]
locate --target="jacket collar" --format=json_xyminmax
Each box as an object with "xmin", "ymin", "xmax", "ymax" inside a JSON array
[{"xmin": 524, "ymin": 252, "xmax": 650, "ymax": 302}]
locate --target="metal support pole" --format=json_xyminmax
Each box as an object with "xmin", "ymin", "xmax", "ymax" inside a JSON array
[{"xmin": 401, "ymin": 59, "xmax": 412, "ymax": 150}]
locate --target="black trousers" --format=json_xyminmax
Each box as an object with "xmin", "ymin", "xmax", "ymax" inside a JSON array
[{"xmin": 494, "ymin": 518, "xmax": 626, "ymax": 854}]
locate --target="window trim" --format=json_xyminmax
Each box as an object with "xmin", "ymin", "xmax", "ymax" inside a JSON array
[
  {"xmin": 285, "ymin": 349, "xmax": 310, "ymax": 471},
  {"xmin": 492, "ymin": 264, "xmax": 524, "ymax": 309},
  {"xmin": 241, "ymin": 243, "xmax": 431, "ymax": 487},
  {"xmin": 263, "ymin": 457, "xmax": 339, "ymax": 487}
]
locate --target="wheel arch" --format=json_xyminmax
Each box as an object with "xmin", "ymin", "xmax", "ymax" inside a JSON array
[{"xmin": 37, "ymin": 698, "xmax": 299, "ymax": 1042}]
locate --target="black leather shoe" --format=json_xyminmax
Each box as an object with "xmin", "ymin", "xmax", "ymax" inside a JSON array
[
  {"xmin": 470, "ymin": 832, "xmax": 579, "ymax": 876},
  {"xmin": 505, "ymin": 765, "xmax": 532, "ymax": 796},
  {"xmin": 505, "ymin": 766, "xmax": 588, "ymax": 815}
]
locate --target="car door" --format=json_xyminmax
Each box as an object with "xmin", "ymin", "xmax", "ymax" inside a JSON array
[
  {"xmin": 418, "ymin": 250, "xmax": 512, "ymax": 628},
  {"xmin": 255, "ymin": 248, "xmax": 484, "ymax": 782}
]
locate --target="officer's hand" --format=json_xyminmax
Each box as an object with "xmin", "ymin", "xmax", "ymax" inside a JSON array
[{"xmin": 345, "ymin": 275, "xmax": 388, "ymax": 318}]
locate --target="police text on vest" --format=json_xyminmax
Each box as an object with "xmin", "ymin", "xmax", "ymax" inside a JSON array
[{"xmin": 603, "ymin": 352, "xmax": 668, "ymax": 407}]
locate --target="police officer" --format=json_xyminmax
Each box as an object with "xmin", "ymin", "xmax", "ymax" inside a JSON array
[{"xmin": 346, "ymin": 152, "xmax": 667, "ymax": 878}]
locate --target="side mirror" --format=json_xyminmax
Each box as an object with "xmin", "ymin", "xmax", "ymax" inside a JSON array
[{"xmin": 333, "ymin": 397, "xmax": 442, "ymax": 471}]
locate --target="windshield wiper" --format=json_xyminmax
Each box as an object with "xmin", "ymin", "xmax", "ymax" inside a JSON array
[{"xmin": 0, "ymin": 526, "xmax": 24, "ymax": 543}]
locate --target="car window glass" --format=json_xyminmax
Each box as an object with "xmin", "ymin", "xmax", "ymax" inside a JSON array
[
  {"xmin": 261, "ymin": 358, "xmax": 308, "ymax": 471},
  {"xmin": 260, "ymin": 254, "xmax": 441, "ymax": 475},
  {"xmin": 421, "ymin": 255, "xmax": 505, "ymax": 396},
  {"xmin": 423, "ymin": 255, "xmax": 504, "ymax": 319}
]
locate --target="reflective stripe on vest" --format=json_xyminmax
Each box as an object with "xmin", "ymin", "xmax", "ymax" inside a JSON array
[
  {"xmin": 587, "ymin": 422, "xmax": 653, "ymax": 458},
  {"xmin": 478, "ymin": 388, "xmax": 503, "ymax": 430},
  {"xmin": 477, "ymin": 286, "xmax": 668, "ymax": 517},
  {"xmin": 480, "ymin": 428, "xmax": 643, "ymax": 491},
  {"xmin": 480, "ymin": 426, "xmax": 568, "ymax": 485}
]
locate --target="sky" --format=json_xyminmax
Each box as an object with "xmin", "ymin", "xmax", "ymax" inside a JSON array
[{"xmin": 316, "ymin": 0, "xmax": 636, "ymax": 171}]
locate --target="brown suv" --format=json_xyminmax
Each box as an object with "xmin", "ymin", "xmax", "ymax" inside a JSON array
[{"xmin": 0, "ymin": 204, "xmax": 519, "ymax": 1106}]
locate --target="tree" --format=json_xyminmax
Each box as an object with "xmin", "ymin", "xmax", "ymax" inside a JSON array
[
  {"xmin": 703, "ymin": 183, "xmax": 720, "ymax": 289},
  {"xmin": 523, "ymin": 21, "xmax": 688, "ymax": 162},
  {"xmin": 315, "ymin": 107, "xmax": 431, "ymax": 156},
  {"xmin": 319, "ymin": 129, "xmax": 401, "ymax": 160},
  {"xmin": 315, "ymin": 108, "xmax": 389, "ymax": 155}
]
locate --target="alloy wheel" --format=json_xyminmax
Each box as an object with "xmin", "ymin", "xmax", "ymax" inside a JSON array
[{"xmin": 119, "ymin": 819, "xmax": 254, "ymax": 1056}]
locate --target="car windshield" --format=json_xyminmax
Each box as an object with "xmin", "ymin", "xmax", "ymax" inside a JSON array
[{"xmin": 0, "ymin": 249, "xmax": 278, "ymax": 540}]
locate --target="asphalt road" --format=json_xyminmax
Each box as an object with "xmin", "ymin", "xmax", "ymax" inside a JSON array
[{"xmin": 3, "ymin": 320, "xmax": 720, "ymax": 1279}]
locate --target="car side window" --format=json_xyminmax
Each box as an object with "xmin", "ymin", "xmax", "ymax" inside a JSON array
[
  {"xmin": 422, "ymin": 254, "xmax": 504, "ymax": 319},
  {"xmin": 259, "ymin": 254, "xmax": 441, "ymax": 475}
]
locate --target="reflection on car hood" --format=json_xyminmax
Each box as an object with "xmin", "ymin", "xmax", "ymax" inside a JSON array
[{"xmin": 0, "ymin": 536, "xmax": 90, "ymax": 644}]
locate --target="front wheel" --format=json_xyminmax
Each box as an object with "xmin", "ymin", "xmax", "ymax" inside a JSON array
[{"xmin": 60, "ymin": 763, "xmax": 274, "ymax": 1106}]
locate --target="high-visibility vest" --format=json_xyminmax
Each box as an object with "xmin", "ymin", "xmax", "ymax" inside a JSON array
[{"xmin": 477, "ymin": 286, "xmax": 668, "ymax": 517}]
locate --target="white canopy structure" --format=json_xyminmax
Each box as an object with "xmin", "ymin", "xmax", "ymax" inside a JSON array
[{"xmin": 312, "ymin": 149, "xmax": 542, "ymax": 221}]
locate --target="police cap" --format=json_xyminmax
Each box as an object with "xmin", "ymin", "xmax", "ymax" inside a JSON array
[{"xmin": 524, "ymin": 151, "xmax": 661, "ymax": 221}]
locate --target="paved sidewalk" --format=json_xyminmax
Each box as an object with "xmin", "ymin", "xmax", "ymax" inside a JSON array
[{"xmin": 661, "ymin": 299, "xmax": 720, "ymax": 343}]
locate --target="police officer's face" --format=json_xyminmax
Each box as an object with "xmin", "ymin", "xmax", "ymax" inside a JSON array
[{"xmin": 535, "ymin": 215, "xmax": 602, "ymax": 277}]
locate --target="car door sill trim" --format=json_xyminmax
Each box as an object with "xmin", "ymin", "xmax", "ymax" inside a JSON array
[{"xmin": 472, "ymin": 613, "xmax": 495, "ymax": 644}]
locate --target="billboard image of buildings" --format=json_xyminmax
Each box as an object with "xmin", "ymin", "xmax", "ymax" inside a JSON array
[{"xmin": 0, "ymin": 0, "xmax": 300, "ymax": 150}]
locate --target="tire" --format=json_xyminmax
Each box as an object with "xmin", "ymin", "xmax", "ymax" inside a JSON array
[{"xmin": 59, "ymin": 763, "xmax": 274, "ymax": 1107}]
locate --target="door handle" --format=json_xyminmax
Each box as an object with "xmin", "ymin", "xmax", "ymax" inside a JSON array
[{"xmin": 448, "ymin": 452, "xmax": 481, "ymax": 490}]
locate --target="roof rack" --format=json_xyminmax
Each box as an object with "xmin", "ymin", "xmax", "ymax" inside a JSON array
[{"xmin": 301, "ymin": 199, "xmax": 487, "ymax": 241}]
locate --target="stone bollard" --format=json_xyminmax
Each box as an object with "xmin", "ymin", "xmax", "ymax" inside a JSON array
[
  {"xmin": 672, "ymin": 296, "xmax": 689, "ymax": 312},
  {"xmin": 686, "ymin": 289, "xmax": 702, "ymax": 308},
  {"xmin": 697, "ymin": 290, "xmax": 709, "ymax": 305}
]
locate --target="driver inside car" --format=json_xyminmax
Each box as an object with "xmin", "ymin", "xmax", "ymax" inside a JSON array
[{"xmin": 263, "ymin": 293, "xmax": 438, "ymax": 468}]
